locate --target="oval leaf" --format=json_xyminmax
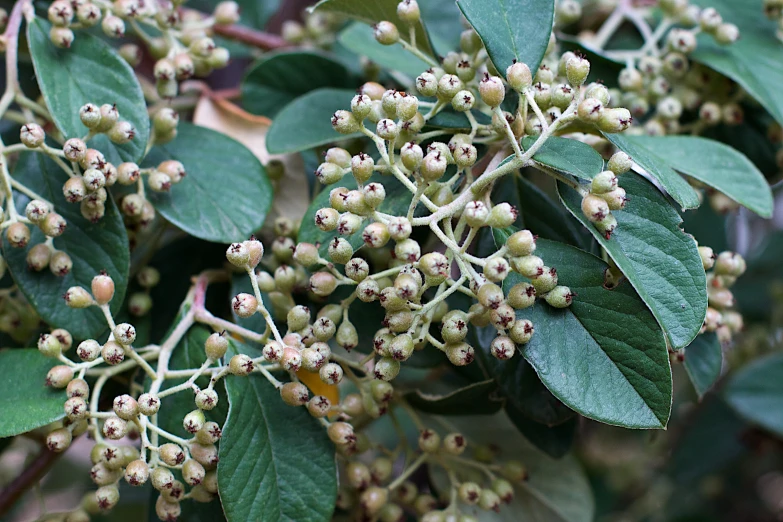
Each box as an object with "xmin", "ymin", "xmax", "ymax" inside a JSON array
[
  {"xmin": 521, "ymin": 136, "xmax": 604, "ymax": 181},
  {"xmin": 218, "ymin": 342, "xmax": 337, "ymax": 522},
  {"xmin": 456, "ymin": 0, "xmax": 554, "ymax": 78},
  {"xmin": 242, "ymin": 51, "xmax": 357, "ymax": 118},
  {"xmin": 494, "ymin": 230, "xmax": 672, "ymax": 429},
  {"xmin": 28, "ymin": 18, "xmax": 149, "ymax": 164},
  {"xmin": 604, "ymin": 132, "xmax": 700, "ymax": 210},
  {"xmin": 312, "ymin": 0, "xmax": 435, "ymax": 56},
  {"xmin": 406, "ymin": 380, "xmax": 505, "ymax": 415},
  {"xmin": 0, "ymin": 349, "xmax": 66, "ymax": 437},
  {"xmin": 691, "ymin": 0, "xmax": 783, "ymax": 125},
  {"xmin": 267, "ymin": 88, "xmax": 360, "ymax": 155},
  {"xmin": 143, "ymin": 122, "xmax": 272, "ymax": 243},
  {"xmin": 620, "ymin": 135, "xmax": 773, "ymax": 218},
  {"xmin": 683, "ymin": 332, "xmax": 722, "ymax": 398},
  {"xmin": 559, "ymin": 174, "xmax": 707, "ymax": 349},
  {"xmin": 3, "ymin": 153, "xmax": 129, "ymax": 339},
  {"xmin": 724, "ymin": 352, "xmax": 783, "ymax": 437}
]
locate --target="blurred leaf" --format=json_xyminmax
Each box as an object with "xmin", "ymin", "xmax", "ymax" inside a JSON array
[
  {"xmin": 506, "ymin": 404, "xmax": 577, "ymax": 459},
  {"xmin": 683, "ymin": 332, "xmax": 722, "ymax": 398},
  {"xmin": 724, "ymin": 351, "xmax": 783, "ymax": 437},
  {"xmin": 456, "ymin": 0, "xmax": 554, "ymax": 78},
  {"xmin": 0, "ymin": 349, "xmax": 66, "ymax": 437},
  {"xmin": 338, "ymin": 22, "xmax": 428, "ymax": 78},
  {"xmin": 28, "ymin": 18, "xmax": 149, "ymax": 163},
  {"xmin": 242, "ymin": 51, "xmax": 357, "ymax": 118},
  {"xmin": 559, "ymin": 174, "xmax": 707, "ymax": 350},
  {"xmin": 406, "ymin": 379, "xmax": 505, "ymax": 415},
  {"xmin": 267, "ymin": 88, "xmax": 360, "ymax": 154},
  {"xmin": 143, "ymin": 122, "xmax": 272, "ymax": 243},
  {"xmin": 494, "ymin": 229, "xmax": 672, "ymax": 429},
  {"xmin": 3, "ymin": 153, "xmax": 129, "ymax": 339}
]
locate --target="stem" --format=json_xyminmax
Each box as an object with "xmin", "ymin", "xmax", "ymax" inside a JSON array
[
  {"xmin": 0, "ymin": 447, "xmax": 61, "ymax": 518},
  {"xmin": 388, "ymin": 453, "xmax": 428, "ymax": 490},
  {"xmin": 213, "ymin": 24, "xmax": 288, "ymax": 50}
]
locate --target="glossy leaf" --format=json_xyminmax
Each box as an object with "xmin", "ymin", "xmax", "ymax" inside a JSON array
[
  {"xmin": 28, "ymin": 18, "xmax": 149, "ymax": 164},
  {"xmin": 724, "ymin": 352, "xmax": 783, "ymax": 437},
  {"xmin": 683, "ymin": 332, "xmax": 722, "ymax": 398},
  {"xmin": 337, "ymin": 22, "xmax": 429, "ymax": 78},
  {"xmin": 299, "ymin": 171, "xmax": 415, "ymax": 256},
  {"xmin": 218, "ymin": 342, "xmax": 337, "ymax": 522},
  {"xmin": 621, "ymin": 136, "xmax": 773, "ymax": 218},
  {"xmin": 604, "ymin": 132, "xmax": 700, "ymax": 210},
  {"xmin": 456, "ymin": 0, "xmax": 555, "ymax": 78},
  {"xmin": 143, "ymin": 122, "xmax": 272, "ymax": 243},
  {"xmin": 691, "ymin": 0, "xmax": 783, "ymax": 125},
  {"xmin": 559, "ymin": 174, "xmax": 707, "ymax": 350},
  {"xmin": 430, "ymin": 413, "xmax": 594, "ymax": 522},
  {"xmin": 242, "ymin": 51, "xmax": 357, "ymax": 118},
  {"xmin": 312, "ymin": 0, "xmax": 435, "ymax": 56},
  {"xmin": 494, "ymin": 230, "xmax": 672, "ymax": 428},
  {"xmin": 406, "ymin": 379, "xmax": 505, "ymax": 415},
  {"xmin": 0, "ymin": 349, "xmax": 66, "ymax": 437},
  {"xmin": 506, "ymin": 404, "xmax": 577, "ymax": 459},
  {"xmin": 3, "ymin": 153, "xmax": 129, "ymax": 339},
  {"xmin": 267, "ymin": 88, "xmax": 360, "ymax": 154},
  {"xmin": 521, "ymin": 136, "xmax": 605, "ymax": 181}
]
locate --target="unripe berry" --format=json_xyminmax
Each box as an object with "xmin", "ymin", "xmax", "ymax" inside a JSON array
[
  {"xmin": 113, "ymin": 394, "xmax": 138, "ymax": 420},
  {"xmin": 452, "ymin": 90, "xmax": 475, "ymax": 112},
  {"xmin": 196, "ymin": 422, "xmax": 223, "ymax": 446},
  {"xmin": 108, "ymin": 121, "xmax": 135, "ymax": 144},
  {"xmin": 38, "ymin": 333, "xmax": 62, "ymax": 358},
  {"xmin": 595, "ymin": 213, "xmax": 618, "ymax": 238},
  {"xmin": 591, "ymin": 171, "xmax": 618, "ymax": 194},
  {"xmin": 581, "ymin": 194, "xmax": 610, "ymax": 223},
  {"xmin": 91, "ymin": 273, "xmax": 115, "ymax": 305},
  {"xmin": 181, "ymin": 458, "xmax": 206, "ymax": 486},
  {"xmin": 45, "ymin": 365, "xmax": 73, "ymax": 389},
  {"xmin": 281, "ymin": 346, "xmax": 303, "ymax": 372},
  {"xmin": 376, "ymin": 118, "xmax": 399, "ymax": 141},
  {"xmin": 714, "ymin": 251, "xmax": 746, "ymax": 277},
  {"xmin": 508, "ymin": 318, "xmax": 534, "ymax": 344},
  {"xmin": 488, "ymin": 203, "xmax": 517, "ymax": 228},
  {"xmin": 479, "ymin": 488, "xmax": 501, "ymax": 511},
  {"xmin": 484, "ymin": 257, "xmax": 511, "ymax": 282},
  {"xmin": 193, "ymin": 388, "xmax": 218, "ymax": 410},
  {"xmin": 124, "ymin": 459, "xmax": 149, "ymax": 486},
  {"xmin": 374, "ymin": 21, "xmax": 399, "ymax": 45},
  {"xmin": 506, "ymin": 61, "xmax": 532, "ymax": 91},
  {"xmin": 157, "ymin": 444, "xmax": 185, "ymax": 467},
  {"xmin": 698, "ymin": 246, "xmax": 716, "ymax": 270},
  {"xmin": 102, "ymin": 416, "xmax": 128, "ymax": 440},
  {"xmin": 464, "ymin": 200, "xmax": 489, "ymax": 228},
  {"xmin": 318, "ymin": 362, "xmax": 343, "ymax": 385},
  {"xmin": 598, "ymin": 108, "xmax": 633, "ymax": 133},
  {"xmin": 490, "ymin": 335, "xmax": 516, "ymax": 360},
  {"xmin": 565, "ymin": 55, "xmax": 590, "ymax": 87},
  {"xmin": 374, "ymin": 357, "xmax": 400, "ymax": 381},
  {"xmin": 229, "ymin": 354, "xmax": 254, "ymax": 376},
  {"xmin": 327, "ymin": 421, "xmax": 356, "ymax": 445},
  {"xmin": 232, "ymin": 293, "xmax": 258, "ymax": 318},
  {"xmin": 40, "ymin": 212, "xmax": 66, "ymax": 238},
  {"xmin": 445, "ymin": 342, "xmax": 475, "ymax": 366},
  {"xmin": 416, "ymin": 71, "xmax": 438, "ymax": 97},
  {"xmin": 6, "ymin": 222, "xmax": 30, "ymax": 248},
  {"xmin": 545, "ymin": 285, "xmax": 575, "ymax": 308},
  {"xmin": 337, "ymin": 212, "xmax": 363, "ymax": 235},
  {"xmin": 597, "ymin": 187, "xmax": 627, "ymax": 210},
  {"xmin": 20, "ymin": 122, "xmax": 45, "ymax": 148},
  {"xmin": 64, "ymin": 396, "xmax": 88, "ymax": 421},
  {"xmin": 400, "ymin": 142, "xmax": 424, "ymax": 171},
  {"xmin": 397, "ymin": 0, "xmax": 420, "ymax": 23},
  {"xmin": 331, "ymin": 110, "xmax": 360, "ymax": 134}
]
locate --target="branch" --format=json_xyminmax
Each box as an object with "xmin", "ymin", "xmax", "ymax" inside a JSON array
[
  {"xmin": 212, "ymin": 24, "xmax": 288, "ymax": 50},
  {"xmin": 0, "ymin": 447, "xmax": 61, "ymax": 517}
]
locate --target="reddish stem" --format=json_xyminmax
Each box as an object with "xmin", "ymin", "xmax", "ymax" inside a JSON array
[
  {"xmin": 213, "ymin": 24, "xmax": 288, "ymax": 50},
  {"xmin": 0, "ymin": 447, "xmax": 61, "ymax": 517}
]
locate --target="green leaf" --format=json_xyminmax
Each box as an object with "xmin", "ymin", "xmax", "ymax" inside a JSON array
[
  {"xmin": 337, "ymin": 23, "xmax": 429, "ymax": 78},
  {"xmin": 430, "ymin": 413, "xmax": 594, "ymax": 522},
  {"xmin": 691, "ymin": 0, "xmax": 783, "ymax": 125},
  {"xmin": 142, "ymin": 122, "xmax": 272, "ymax": 243},
  {"xmin": 267, "ymin": 88, "xmax": 360, "ymax": 154},
  {"xmin": 418, "ymin": 0, "xmax": 464, "ymax": 55},
  {"xmin": 617, "ymin": 136, "xmax": 773, "ymax": 218},
  {"xmin": 724, "ymin": 352, "xmax": 783, "ymax": 437},
  {"xmin": 312, "ymin": 0, "xmax": 435, "ymax": 56},
  {"xmin": 218, "ymin": 342, "xmax": 337, "ymax": 522},
  {"xmin": 426, "ymin": 107, "xmax": 492, "ymax": 130},
  {"xmin": 456, "ymin": 0, "xmax": 555, "ymax": 78},
  {"xmin": 494, "ymin": 229, "xmax": 672, "ymax": 429},
  {"xmin": 683, "ymin": 332, "xmax": 722, "ymax": 398},
  {"xmin": 3, "ymin": 153, "xmax": 129, "ymax": 339},
  {"xmin": 187, "ymin": 0, "xmax": 281, "ymax": 29},
  {"xmin": 242, "ymin": 51, "xmax": 357, "ymax": 118},
  {"xmin": 0, "ymin": 349, "xmax": 67, "ymax": 437},
  {"xmin": 558, "ymin": 174, "xmax": 707, "ymax": 349},
  {"xmin": 521, "ymin": 136, "xmax": 605, "ymax": 181},
  {"xmin": 406, "ymin": 379, "xmax": 505, "ymax": 415},
  {"xmin": 506, "ymin": 404, "xmax": 577, "ymax": 459},
  {"xmin": 604, "ymin": 132, "xmax": 700, "ymax": 210},
  {"xmin": 27, "ymin": 18, "xmax": 149, "ymax": 164},
  {"xmin": 298, "ymin": 171, "xmax": 415, "ymax": 257}
]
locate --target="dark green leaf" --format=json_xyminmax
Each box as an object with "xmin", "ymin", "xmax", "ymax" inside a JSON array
[
  {"xmin": 620, "ymin": 136, "xmax": 773, "ymax": 218},
  {"xmin": 516, "ymin": 174, "xmax": 591, "ymax": 249},
  {"xmin": 559, "ymin": 174, "xmax": 707, "ymax": 350},
  {"xmin": 505, "ymin": 404, "xmax": 577, "ymax": 459},
  {"xmin": 683, "ymin": 332, "xmax": 722, "ymax": 398},
  {"xmin": 732, "ymin": 231, "xmax": 783, "ymax": 323},
  {"xmin": 456, "ymin": 0, "xmax": 554, "ymax": 77},
  {"xmin": 143, "ymin": 122, "xmax": 272, "ymax": 243},
  {"xmin": 218, "ymin": 342, "xmax": 337, "ymax": 522},
  {"xmin": 337, "ymin": 23, "xmax": 429, "ymax": 78},
  {"xmin": 267, "ymin": 88, "xmax": 360, "ymax": 154},
  {"xmin": 724, "ymin": 352, "xmax": 783, "ymax": 437},
  {"xmin": 298, "ymin": 171, "xmax": 415, "ymax": 257},
  {"xmin": 28, "ymin": 18, "xmax": 149, "ymax": 164},
  {"xmin": 242, "ymin": 51, "xmax": 357, "ymax": 118},
  {"xmin": 3, "ymin": 153, "xmax": 128, "ymax": 339},
  {"xmin": 691, "ymin": 0, "xmax": 783, "ymax": 125},
  {"xmin": 426, "ymin": 107, "xmax": 492, "ymax": 130},
  {"xmin": 604, "ymin": 132, "xmax": 700, "ymax": 210},
  {"xmin": 418, "ymin": 0, "xmax": 464, "ymax": 55},
  {"xmin": 494, "ymin": 229, "xmax": 672, "ymax": 428},
  {"xmin": 0, "ymin": 349, "xmax": 66, "ymax": 437},
  {"xmin": 187, "ymin": 0, "xmax": 281, "ymax": 29},
  {"xmin": 680, "ymin": 202, "xmax": 728, "ymax": 254},
  {"xmin": 406, "ymin": 379, "xmax": 505, "ymax": 415},
  {"xmin": 312, "ymin": 0, "xmax": 435, "ymax": 56},
  {"xmin": 521, "ymin": 136, "xmax": 605, "ymax": 181}
]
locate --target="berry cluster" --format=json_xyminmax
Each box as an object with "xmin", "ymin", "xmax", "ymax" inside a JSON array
[
  {"xmin": 698, "ymin": 248, "xmax": 747, "ymax": 346},
  {"xmin": 763, "ymin": 0, "xmax": 783, "ymax": 42}
]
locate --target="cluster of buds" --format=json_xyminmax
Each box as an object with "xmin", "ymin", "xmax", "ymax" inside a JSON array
[
  {"xmin": 579, "ymin": 151, "xmax": 632, "ymax": 238},
  {"xmin": 47, "ymin": 0, "xmax": 236, "ymax": 96},
  {"xmin": 281, "ymin": 9, "xmax": 343, "ymax": 48},
  {"xmin": 763, "ymin": 0, "xmax": 783, "ymax": 41},
  {"xmin": 699, "ymin": 248, "xmax": 746, "ymax": 345}
]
